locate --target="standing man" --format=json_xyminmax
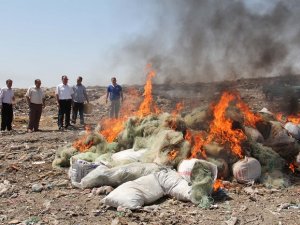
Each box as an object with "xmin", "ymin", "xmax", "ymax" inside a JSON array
[
  {"xmin": 0, "ymin": 79, "xmax": 15, "ymax": 131},
  {"xmin": 106, "ymin": 77, "xmax": 123, "ymax": 118},
  {"xmin": 72, "ymin": 76, "xmax": 89, "ymax": 125},
  {"xmin": 25, "ymin": 79, "xmax": 45, "ymax": 132},
  {"xmin": 55, "ymin": 75, "xmax": 74, "ymax": 130}
]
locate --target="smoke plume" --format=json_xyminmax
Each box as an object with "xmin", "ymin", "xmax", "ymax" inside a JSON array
[{"xmin": 112, "ymin": 0, "xmax": 300, "ymax": 84}]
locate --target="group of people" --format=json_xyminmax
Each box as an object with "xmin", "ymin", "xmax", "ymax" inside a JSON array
[{"xmin": 0, "ymin": 76, "xmax": 123, "ymax": 132}]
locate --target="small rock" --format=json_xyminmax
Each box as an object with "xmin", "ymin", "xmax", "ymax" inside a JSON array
[{"xmin": 32, "ymin": 183, "xmax": 43, "ymax": 192}]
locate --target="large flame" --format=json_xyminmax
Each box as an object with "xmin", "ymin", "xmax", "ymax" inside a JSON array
[
  {"xmin": 207, "ymin": 92, "xmax": 246, "ymax": 158},
  {"xmin": 136, "ymin": 64, "xmax": 160, "ymax": 117},
  {"xmin": 100, "ymin": 63, "xmax": 160, "ymax": 143}
]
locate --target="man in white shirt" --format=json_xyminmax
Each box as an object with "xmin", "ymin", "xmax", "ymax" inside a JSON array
[
  {"xmin": 55, "ymin": 75, "xmax": 74, "ymax": 130},
  {"xmin": 0, "ymin": 79, "xmax": 15, "ymax": 131},
  {"xmin": 25, "ymin": 79, "xmax": 45, "ymax": 132}
]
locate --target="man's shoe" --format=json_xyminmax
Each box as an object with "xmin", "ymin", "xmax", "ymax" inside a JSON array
[
  {"xmin": 58, "ymin": 126, "xmax": 64, "ymax": 131},
  {"xmin": 27, "ymin": 129, "xmax": 33, "ymax": 133}
]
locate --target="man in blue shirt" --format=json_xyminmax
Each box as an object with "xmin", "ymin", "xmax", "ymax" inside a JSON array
[{"xmin": 106, "ymin": 77, "xmax": 123, "ymax": 118}]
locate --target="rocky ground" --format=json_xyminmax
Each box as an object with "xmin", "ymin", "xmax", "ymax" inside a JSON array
[{"xmin": 0, "ymin": 76, "xmax": 299, "ymax": 225}]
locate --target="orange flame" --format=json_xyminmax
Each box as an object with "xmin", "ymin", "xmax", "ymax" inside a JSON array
[
  {"xmin": 276, "ymin": 113, "xmax": 284, "ymax": 122},
  {"xmin": 287, "ymin": 114, "xmax": 300, "ymax": 124},
  {"xmin": 172, "ymin": 102, "xmax": 184, "ymax": 116},
  {"xmin": 100, "ymin": 64, "xmax": 160, "ymax": 143},
  {"xmin": 73, "ymin": 125, "xmax": 94, "ymax": 152},
  {"xmin": 184, "ymin": 129, "xmax": 193, "ymax": 143},
  {"xmin": 207, "ymin": 92, "xmax": 246, "ymax": 158},
  {"xmin": 100, "ymin": 118, "xmax": 125, "ymax": 143},
  {"xmin": 289, "ymin": 162, "xmax": 298, "ymax": 173},
  {"xmin": 189, "ymin": 131, "xmax": 207, "ymax": 159},
  {"xmin": 168, "ymin": 149, "xmax": 178, "ymax": 161},
  {"xmin": 213, "ymin": 179, "xmax": 224, "ymax": 192},
  {"xmin": 136, "ymin": 63, "xmax": 160, "ymax": 117},
  {"xmin": 236, "ymin": 95, "xmax": 261, "ymax": 127}
]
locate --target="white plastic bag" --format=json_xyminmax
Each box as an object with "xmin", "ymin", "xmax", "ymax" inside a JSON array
[
  {"xmin": 111, "ymin": 148, "xmax": 148, "ymax": 164},
  {"xmin": 177, "ymin": 159, "xmax": 218, "ymax": 183},
  {"xmin": 232, "ymin": 157, "xmax": 261, "ymax": 183},
  {"xmin": 101, "ymin": 174, "xmax": 164, "ymax": 209},
  {"xmin": 155, "ymin": 169, "xmax": 191, "ymax": 201},
  {"xmin": 78, "ymin": 162, "xmax": 162, "ymax": 189}
]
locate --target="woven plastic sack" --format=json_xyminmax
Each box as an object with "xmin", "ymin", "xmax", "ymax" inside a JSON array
[
  {"xmin": 111, "ymin": 148, "xmax": 148, "ymax": 165},
  {"xmin": 177, "ymin": 159, "xmax": 218, "ymax": 183},
  {"xmin": 244, "ymin": 126, "xmax": 264, "ymax": 143},
  {"xmin": 155, "ymin": 169, "xmax": 191, "ymax": 201},
  {"xmin": 232, "ymin": 157, "xmax": 261, "ymax": 183},
  {"xmin": 101, "ymin": 173, "xmax": 164, "ymax": 209},
  {"xmin": 77, "ymin": 162, "xmax": 162, "ymax": 189}
]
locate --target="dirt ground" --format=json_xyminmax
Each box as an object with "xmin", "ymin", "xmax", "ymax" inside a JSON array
[{"xmin": 0, "ymin": 76, "xmax": 299, "ymax": 225}]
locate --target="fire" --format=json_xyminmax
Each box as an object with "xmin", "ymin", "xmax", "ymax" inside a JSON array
[
  {"xmin": 136, "ymin": 63, "xmax": 160, "ymax": 117},
  {"xmin": 172, "ymin": 102, "xmax": 184, "ymax": 116},
  {"xmin": 236, "ymin": 95, "xmax": 261, "ymax": 127},
  {"xmin": 100, "ymin": 64, "xmax": 160, "ymax": 143},
  {"xmin": 207, "ymin": 92, "xmax": 245, "ymax": 158},
  {"xmin": 276, "ymin": 113, "xmax": 284, "ymax": 122},
  {"xmin": 286, "ymin": 114, "xmax": 300, "ymax": 124},
  {"xmin": 100, "ymin": 118, "xmax": 125, "ymax": 143},
  {"xmin": 213, "ymin": 179, "xmax": 224, "ymax": 192},
  {"xmin": 289, "ymin": 162, "xmax": 298, "ymax": 173},
  {"xmin": 189, "ymin": 131, "xmax": 207, "ymax": 159},
  {"xmin": 168, "ymin": 149, "xmax": 179, "ymax": 161},
  {"xmin": 73, "ymin": 125, "xmax": 94, "ymax": 152},
  {"xmin": 184, "ymin": 129, "xmax": 193, "ymax": 143}
]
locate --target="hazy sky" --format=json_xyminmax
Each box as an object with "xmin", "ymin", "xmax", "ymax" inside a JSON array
[
  {"xmin": 0, "ymin": 0, "xmax": 160, "ymax": 87},
  {"xmin": 1, "ymin": 0, "xmax": 299, "ymax": 88}
]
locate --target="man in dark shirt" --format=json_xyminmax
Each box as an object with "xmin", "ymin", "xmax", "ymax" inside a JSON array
[{"xmin": 106, "ymin": 77, "xmax": 123, "ymax": 118}]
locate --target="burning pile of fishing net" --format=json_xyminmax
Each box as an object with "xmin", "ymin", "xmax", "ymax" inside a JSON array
[
  {"xmin": 52, "ymin": 64, "xmax": 299, "ymax": 209},
  {"xmin": 52, "ymin": 92, "xmax": 300, "ymax": 210}
]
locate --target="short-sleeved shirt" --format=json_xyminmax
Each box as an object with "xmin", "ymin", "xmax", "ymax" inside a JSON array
[
  {"xmin": 107, "ymin": 84, "xmax": 122, "ymax": 101},
  {"xmin": 0, "ymin": 87, "xmax": 14, "ymax": 104},
  {"xmin": 73, "ymin": 84, "xmax": 87, "ymax": 103},
  {"xmin": 25, "ymin": 86, "xmax": 45, "ymax": 104},
  {"xmin": 55, "ymin": 84, "xmax": 74, "ymax": 100}
]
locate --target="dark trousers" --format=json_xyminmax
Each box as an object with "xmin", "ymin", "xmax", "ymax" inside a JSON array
[
  {"xmin": 72, "ymin": 102, "xmax": 84, "ymax": 124},
  {"xmin": 28, "ymin": 103, "xmax": 43, "ymax": 131},
  {"xmin": 58, "ymin": 99, "xmax": 72, "ymax": 128},
  {"xmin": 1, "ymin": 103, "xmax": 13, "ymax": 131}
]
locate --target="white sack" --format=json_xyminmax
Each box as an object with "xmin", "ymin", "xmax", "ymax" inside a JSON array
[
  {"xmin": 155, "ymin": 169, "xmax": 191, "ymax": 201},
  {"xmin": 101, "ymin": 174, "xmax": 164, "ymax": 209},
  {"xmin": 232, "ymin": 157, "xmax": 261, "ymax": 183},
  {"xmin": 177, "ymin": 159, "xmax": 218, "ymax": 183},
  {"xmin": 111, "ymin": 148, "xmax": 148, "ymax": 164},
  {"xmin": 284, "ymin": 122, "xmax": 300, "ymax": 140},
  {"xmin": 78, "ymin": 162, "xmax": 162, "ymax": 189}
]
